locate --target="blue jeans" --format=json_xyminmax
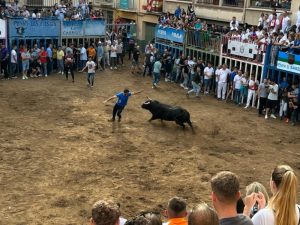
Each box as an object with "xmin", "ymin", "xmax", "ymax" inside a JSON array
[
  {"xmin": 87, "ymin": 73, "xmax": 95, "ymax": 86},
  {"xmin": 80, "ymin": 60, "xmax": 87, "ymax": 70},
  {"xmin": 188, "ymin": 81, "xmax": 201, "ymax": 96},
  {"xmin": 57, "ymin": 59, "xmax": 64, "ymax": 72},
  {"xmin": 204, "ymin": 79, "xmax": 212, "ymax": 93},
  {"xmin": 153, "ymin": 72, "xmax": 160, "ymax": 85},
  {"xmin": 234, "ymin": 89, "xmax": 241, "ymax": 104},
  {"xmin": 42, "ymin": 63, "xmax": 47, "ymax": 75}
]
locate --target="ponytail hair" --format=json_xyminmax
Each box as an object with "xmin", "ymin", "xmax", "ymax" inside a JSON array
[{"xmin": 269, "ymin": 165, "xmax": 298, "ymax": 225}]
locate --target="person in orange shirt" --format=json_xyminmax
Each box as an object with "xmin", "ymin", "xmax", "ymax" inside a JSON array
[
  {"xmin": 164, "ymin": 197, "xmax": 188, "ymax": 225},
  {"xmin": 87, "ymin": 44, "xmax": 96, "ymax": 61}
]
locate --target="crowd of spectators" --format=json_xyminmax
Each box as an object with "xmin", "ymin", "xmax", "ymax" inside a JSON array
[
  {"xmin": 89, "ymin": 165, "xmax": 299, "ymax": 225},
  {"xmin": 141, "ymin": 42, "xmax": 299, "ymax": 125},
  {"xmin": 0, "ymin": 0, "xmax": 104, "ymax": 20},
  {"xmin": 158, "ymin": 4, "xmax": 300, "ymax": 58}
]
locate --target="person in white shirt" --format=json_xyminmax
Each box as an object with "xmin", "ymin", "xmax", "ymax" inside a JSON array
[
  {"xmin": 230, "ymin": 16, "xmax": 239, "ymax": 31},
  {"xmin": 79, "ymin": 44, "xmax": 87, "ymax": 70},
  {"xmin": 296, "ymin": 6, "xmax": 300, "ymax": 31},
  {"xmin": 215, "ymin": 65, "xmax": 221, "ymax": 97},
  {"xmin": 10, "ymin": 45, "xmax": 18, "ymax": 79},
  {"xmin": 245, "ymin": 76, "xmax": 257, "ymax": 109},
  {"xmin": 203, "ymin": 62, "xmax": 214, "ymax": 95},
  {"xmin": 80, "ymin": 57, "xmax": 96, "ymax": 88},
  {"xmin": 280, "ymin": 11, "xmax": 290, "ymax": 33},
  {"xmin": 265, "ymin": 80, "xmax": 278, "ymax": 119},
  {"xmin": 217, "ymin": 64, "xmax": 230, "ymax": 100},
  {"xmin": 110, "ymin": 41, "xmax": 117, "ymax": 70},
  {"xmin": 233, "ymin": 70, "xmax": 242, "ymax": 105}
]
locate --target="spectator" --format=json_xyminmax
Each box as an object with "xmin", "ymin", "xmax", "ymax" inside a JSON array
[
  {"xmin": 251, "ymin": 165, "xmax": 298, "ymax": 225},
  {"xmin": 152, "ymin": 58, "xmax": 162, "ymax": 89},
  {"xmin": 90, "ymin": 200, "xmax": 121, "ymax": 225},
  {"xmin": 104, "ymin": 41, "xmax": 111, "ymax": 69},
  {"xmin": 210, "ymin": 171, "xmax": 253, "ymax": 225},
  {"xmin": 265, "ymin": 79, "xmax": 279, "ymax": 119},
  {"xmin": 80, "ymin": 56, "xmax": 96, "ymax": 88},
  {"xmin": 10, "ymin": 45, "xmax": 18, "ymax": 79},
  {"xmin": 186, "ymin": 62, "xmax": 201, "ymax": 98},
  {"xmin": 164, "ymin": 197, "xmax": 188, "ymax": 225},
  {"xmin": 128, "ymin": 38, "xmax": 135, "ymax": 60},
  {"xmin": 21, "ymin": 5, "xmax": 30, "ymax": 18},
  {"xmin": 230, "ymin": 17, "xmax": 239, "ymax": 31},
  {"xmin": 110, "ymin": 41, "xmax": 117, "ymax": 70},
  {"xmin": 57, "ymin": 46, "xmax": 64, "ymax": 75},
  {"xmin": 217, "ymin": 64, "xmax": 231, "ymax": 100},
  {"xmin": 203, "ymin": 62, "xmax": 214, "ymax": 95},
  {"xmin": 243, "ymin": 182, "xmax": 269, "ymax": 218},
  {"xmin": 47, "ymin": 44, "xmax": 53, "ymax": 75},
  {"xmin": 0, "ymin": 43, "xmax": 9, "ymax": 80},
  {"xmin": 125, "ymin": 212, "xmax": 162, "ymax": 225},
  {"xmin": 244, "ymin": 76, "xmax": 257, "ymax": 109},
  {"xmin": 96, "ymin": 42, "xmax": 104, "ymax": 71},
  {"xmin": 39, "ymin": 47, "xmax": 48, "ymax": 77},
  {"xmin": 174, "ymin": 5, "xmax": 181, "ymax": 19},
  {"xmin": 52, "ymin": 45, "xmax": 57, "ymax": 72},
  {"xmin": 79, "ymin": 44, "xmax": 87, "ymax": 70},
  {"xmin": 233, "ymin": 70, "xmax": 242, "ymax": 105},
  {"xmin": 188, "ymin": 203, "xmax": 219, "ymax": 225},
  {"xmin": 291, "ymin": 33, "xmax": 300, "ymax": 54},
  {"xmin": 257, "ymin": 78, "xmax": 269, "ymax": 116},
  {"xmin": 21, "ymin": 46, "xmax": 31, "ymax": 80},
  {"xmin": 64, "ymin": 50, "xmax": 74, "ymax": 82},
  {"xmin": 281, "ymin": 11, "xmax": 290, "ymax": 33},
  {"xmin": 116, "ymin": 40, "xmax": 124, "ymax": 66},
  {"xmin": 131, "ymin": 45, "xmax": 141, "ymax": 75}
]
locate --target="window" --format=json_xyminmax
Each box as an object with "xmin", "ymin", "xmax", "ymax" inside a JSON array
[{"xmin": 250, "ymin": 0, "xmax": 291, "ymax": 9}]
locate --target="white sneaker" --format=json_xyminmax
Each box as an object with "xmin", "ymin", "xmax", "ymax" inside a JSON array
[
  {"xmin": 184, "ymin": 87, "xmax": 188, "ymax": 90},
  {"xmin": 244, "ymin": 105, "xmax": 249, "ymax": 109},
  {"xmin": 45, "ymin": 74, "xmax": 48, "ymax": 77},
  {"xmin": 265, "ymin": 115, "xmax": 268, "ymax": 119},
  {"xmin": 22, "ymin": 76, "xmax": 25, "ymax": 80},
  {"xmin": 25, "ymin": 76, "xmax": 28, "ymax": 79},
  {"xmin": 110, "ymin": 67, "xmax": 113, "ymax": 70},
  {"xmin": 114, "ymin": 67, "xmax": 117, "ymax": 70},
  {"xmin": 271, "ymin": 114, "xmax": 277, "ymax": 119},
  {"xmin": 180, "ymin": 83, "xmax": 184, "ymax": 88},
  {"xmin": 62, "ymin": 72, "xmax": 64, "ymax": 75}
]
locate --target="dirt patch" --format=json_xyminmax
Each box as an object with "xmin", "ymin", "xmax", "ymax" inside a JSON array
[{"xmin": 0, "ymin": 65, "xmax": 299, "ymax": 224}]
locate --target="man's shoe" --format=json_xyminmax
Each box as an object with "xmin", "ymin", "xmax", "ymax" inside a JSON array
[
  {"xmin": 270, "ymin": 114, "xmax": 277, "ymax": 119},
  {"xmin": 108, "ymin": 118, "xmax": 115, "ymax": 122}
]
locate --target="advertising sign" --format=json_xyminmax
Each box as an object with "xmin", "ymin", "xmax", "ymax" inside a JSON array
[
  {"xmin": 155, "ymin": 26, "xmax": 185, "ymax": 43},
  {"xmin": 277, "ymin": 51, "xmax": 300, "ymax": 74},
  {"xmin": 9, "ymin": 18, "xmax": 60, "ymax": 37}
]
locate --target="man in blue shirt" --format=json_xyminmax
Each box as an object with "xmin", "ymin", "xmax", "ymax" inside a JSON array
[
  {"xmin": 47, "ymin": 44, "xmax": 53, "ymax": 75},
  {"xmin": 104, "ymin": 89, "xmax": 143, "ymax": 122},
  {"xmin": 174, "ymin": 6, "xmax": 181, "ymax": 19}
]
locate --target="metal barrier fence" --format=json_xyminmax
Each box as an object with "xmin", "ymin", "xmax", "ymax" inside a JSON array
[
  {"xmin": 186, "ymin": 29, "xmax": 221, "ymax": 54},
  {"xmin": 25, "ymin": 0, "xmax": 79, "ymax": 7}
]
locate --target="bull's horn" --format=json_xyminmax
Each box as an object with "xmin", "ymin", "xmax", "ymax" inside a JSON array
[{"xmin": 146, "ymin": 96, "xmax": 152, "ymax": 100}]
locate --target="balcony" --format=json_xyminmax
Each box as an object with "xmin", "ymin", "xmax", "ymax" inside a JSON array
[
  {"xmin": 249, "ymin": 0, "xmax": 291, "ymax": 10},
  {"xmin": 25, "ymin": 0, "xmax": 79, "ymax": 7},
  {"xmin": 116, "ymin": 0, "xmax": 136, "ymax": 10},
  {"xmin": 94, "ymin": 0, "xmax": 115, "ymax": 8},
  {"xmin": 222, "ymin": 0, "xmax": 244, "ymax": 7}
]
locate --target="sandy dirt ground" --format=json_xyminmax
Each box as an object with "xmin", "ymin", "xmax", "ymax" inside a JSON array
[{"xmin": 0, "ymin": 64, "xmax": 299, "ymax": 225}]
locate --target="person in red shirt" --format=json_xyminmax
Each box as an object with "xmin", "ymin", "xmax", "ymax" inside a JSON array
[
  {"xmin": 39, "ymin": 47, "xmax": 48, "ymax": 77},
  {"xmin": 64, "ymin": 50, "xmax": 75, "ymax": 82}
]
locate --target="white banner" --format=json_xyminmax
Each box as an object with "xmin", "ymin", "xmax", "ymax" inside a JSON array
[
  {"xmin": 228, "ymin": 40, "xmax": 258, "ymax": 59},
  {"xmin": 0, "ymin": 19, "xmax": 6, "ymax": 39},
  {"xmin": 277, "ymin": 61, "xmax": 300, "ymax": 74}
]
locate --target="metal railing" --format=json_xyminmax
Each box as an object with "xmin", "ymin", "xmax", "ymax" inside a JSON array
[
  {"xmin": 250, "ymin": 0, "xmax": 291, "ymax": 9},
  {"xmin": 186, "ymin": 29, "xmax": 221, "ymax": 54},
  {"xmin": 94, "ymin": 0, "xmax": 115, "ymax": 7},
  {"xmin": 116, "ymin": 0, "xmax": 136, "ymax": 10},
  {"xmin": 196, "ymin": 0, "xmax": 220, "ymax": 5},
  {"xmin": 222, "ymin": 0, "xmax": 244, "ymax": 7},
  {"xmin": 25, "ymin": 0, "xmax": 79, "ymax": 7}
]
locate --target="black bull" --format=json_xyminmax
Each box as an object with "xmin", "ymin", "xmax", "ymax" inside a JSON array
[{"xmin": 141, "ymin": 99, "xmax": 194, "ymax": 131}]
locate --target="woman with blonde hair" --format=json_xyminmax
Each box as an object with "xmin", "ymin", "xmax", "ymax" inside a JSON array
[
  {"xmin": 188, "ymin": 202, "xmax": 219, "ymax": 225},
  {"xmin": 251, "ymin": 165, "xmax": 299, "ymax": 225}
]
